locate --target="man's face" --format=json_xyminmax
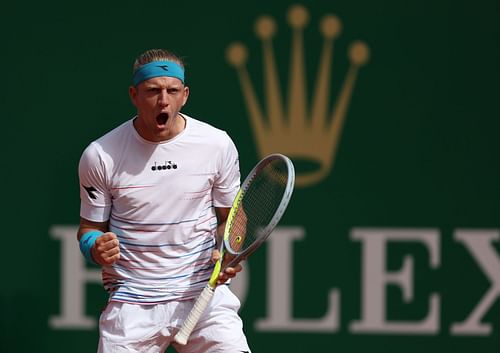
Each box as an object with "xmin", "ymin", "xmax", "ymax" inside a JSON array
[{"xmin": 129, "ymin": 76, "xmax": 189, "ymax": 142}]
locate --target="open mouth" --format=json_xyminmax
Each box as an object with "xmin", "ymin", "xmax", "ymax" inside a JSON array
[{"xmin": 156, "ymin": 113, "xmax": 169, "ymax": 125}]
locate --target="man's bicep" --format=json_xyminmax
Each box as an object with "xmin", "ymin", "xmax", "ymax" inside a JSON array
[
  {"xmin": 79, "ymin": 143, "xmax": 112, "ymax": 209},
  {"xmin": 215, "ymin": 207, "xmax": 231, "ymax": 224}
]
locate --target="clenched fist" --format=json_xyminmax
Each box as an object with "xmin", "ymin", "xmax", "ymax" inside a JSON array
[{"xmin": 91, "ymin": 232, "xmax": 120, "ymax": 265}]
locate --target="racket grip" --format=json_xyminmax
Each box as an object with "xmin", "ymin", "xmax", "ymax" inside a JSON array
[{"xmin": 174, "ymin": 284, "xmax": 215, "ymax": 345}]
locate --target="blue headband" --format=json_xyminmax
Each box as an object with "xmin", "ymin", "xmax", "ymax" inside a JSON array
[{"xmin": 132, "ymin": 60, "xmax": 185, "ymax": 86}]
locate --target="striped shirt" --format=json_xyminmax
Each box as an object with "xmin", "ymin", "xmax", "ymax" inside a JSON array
[{"xmin": 78, "ymin": 114, "xmax": 240, "ymax": 304}]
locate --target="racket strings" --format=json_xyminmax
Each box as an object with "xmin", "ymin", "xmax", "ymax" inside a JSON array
[{"xmin": 228, "ymin": 159, "xmax": 289, "ymax": 253}]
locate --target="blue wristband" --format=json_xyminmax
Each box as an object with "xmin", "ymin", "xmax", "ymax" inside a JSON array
[{"xmin": 79, "ymin": 230, "xmax": 103, "ymax": 264}]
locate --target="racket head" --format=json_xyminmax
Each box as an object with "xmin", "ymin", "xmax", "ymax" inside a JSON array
[{"xmin": 223, "ymin": 154, "xmax": 295, "ymax": 262}]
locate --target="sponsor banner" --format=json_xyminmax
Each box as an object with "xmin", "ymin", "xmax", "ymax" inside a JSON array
[{"xmin": 2, "ymin": 1, "xmax": 499, "ymax": 352}]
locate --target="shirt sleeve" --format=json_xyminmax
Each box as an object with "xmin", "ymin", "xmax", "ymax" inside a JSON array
[
  {"xmin": 78, "ymin": 142, "xmax": 112, "ymax": 222},
  {"xmin": 212, "ymin": 133, "xmax": 241, "ymax": 208}
]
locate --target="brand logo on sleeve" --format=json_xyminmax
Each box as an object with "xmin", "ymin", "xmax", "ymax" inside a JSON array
[{"xmin": 83, "ymin": 185, "xmax": 98, "ymax": 200}]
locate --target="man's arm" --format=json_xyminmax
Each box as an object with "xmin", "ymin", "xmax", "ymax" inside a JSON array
[
  {"xmin": 77, "ymin": 217, "xmax": 120, "ymax": 266},
  {"xmin": 214, "ymin": 207, "xmax": 242, "ymax": 284},
  {"xmin": 215, "ymin": 207, "xmax": 230, "ymax": 246}
]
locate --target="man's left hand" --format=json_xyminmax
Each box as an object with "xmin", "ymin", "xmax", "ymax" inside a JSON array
[{"xmin": 211, "ymin": 249, "xmax": 243, "ymax": 285}]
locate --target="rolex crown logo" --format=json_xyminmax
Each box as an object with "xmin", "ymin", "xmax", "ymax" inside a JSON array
[{"xmin": 226, "ymin": 4, "xmax": 370, "ymax": 187}]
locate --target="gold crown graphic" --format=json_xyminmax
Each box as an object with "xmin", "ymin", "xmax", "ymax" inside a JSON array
[{"xmin": 226, "ymin": 4, "xmax": 370, "ymax": 187}]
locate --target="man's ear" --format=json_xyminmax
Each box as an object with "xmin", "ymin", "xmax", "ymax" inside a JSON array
[
  {"xmin": 182, "ymin": 86, "xmax": 190, "ymax": 107},
  {"xmin": 129, "ymin": 85, "xmax": 138, "ymax": 107}
]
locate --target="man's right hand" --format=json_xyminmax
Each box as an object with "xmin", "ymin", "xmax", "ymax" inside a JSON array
[{"xmin": 91, "ymin": 232, "xmax": 121, "ymax": 265}]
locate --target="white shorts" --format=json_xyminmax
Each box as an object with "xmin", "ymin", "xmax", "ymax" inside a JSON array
[{"xmin": 97, "ymin": 285, "xmax": 251, "ymax": 353}]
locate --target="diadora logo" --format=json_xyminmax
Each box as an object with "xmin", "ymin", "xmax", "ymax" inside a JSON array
[
  {"xmin": 226, "ymin": 4, "xmax": 370, "ymax": 187},
  {"xmin": 151, "ymin": 161, "xmax": 178, "ymax": 171},
  {"xmin": 157, "ymin": 65, "xmax": 169, "ymax": 71},
  {"xmin": 83, "ymin": 185, "xmax": 97, "ymax": 200}
]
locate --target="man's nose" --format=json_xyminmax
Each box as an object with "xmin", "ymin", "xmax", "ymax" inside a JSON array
[{"xmin": 158, "ymin": 90, "xmax": 169, "ymax": 106}]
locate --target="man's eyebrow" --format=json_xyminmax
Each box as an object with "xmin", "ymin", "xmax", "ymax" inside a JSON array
[{"xmin": 143, "ymin": 83, "xmax": 182, "ymax": 89}]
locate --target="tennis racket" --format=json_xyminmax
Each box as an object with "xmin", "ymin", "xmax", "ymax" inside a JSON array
[{"xmin": 174, "ymin": 153, "xmax": 295, "ymax": 345}]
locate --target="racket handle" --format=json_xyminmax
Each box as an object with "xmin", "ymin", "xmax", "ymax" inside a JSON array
[{"xmin": 174, "ymin": 284, "xmax": 215, "ymax": 345}]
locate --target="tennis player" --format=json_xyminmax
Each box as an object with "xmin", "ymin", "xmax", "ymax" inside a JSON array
[{"xmin": 77, "ymin": 48, "xmax": 251, "ymax": 353}]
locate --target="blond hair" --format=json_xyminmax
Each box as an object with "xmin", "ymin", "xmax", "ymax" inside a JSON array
[{"xmin": 132, "ymin": 49, "xmax": 185, "ymax": 73}]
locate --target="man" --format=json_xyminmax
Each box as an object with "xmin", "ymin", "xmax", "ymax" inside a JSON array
[{"xmin": 77, "ymin": 48, "xmax": 251, "ymax": 353}]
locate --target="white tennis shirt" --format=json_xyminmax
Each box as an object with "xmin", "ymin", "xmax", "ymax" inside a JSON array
[{"xmin": 78, "ymin": 114, "xmax": 240, "ymax": 304}]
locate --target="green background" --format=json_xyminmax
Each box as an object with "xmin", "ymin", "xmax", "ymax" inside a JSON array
[{"xmin": 1, "ymin": 0, "xmax": 499, "ymax": 352}]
